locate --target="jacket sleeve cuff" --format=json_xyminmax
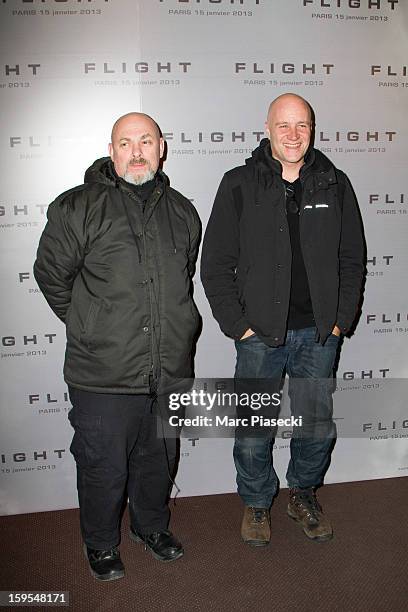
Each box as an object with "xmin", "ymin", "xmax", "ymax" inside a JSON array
[{"xmin": 336, "ymin": 320, "xmax": 350, "ymax": 335}]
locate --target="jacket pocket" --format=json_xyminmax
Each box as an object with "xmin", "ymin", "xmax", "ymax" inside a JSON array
[
  {"xmin": 80, "ymin": 300, "xmax": 102, "ymax": 346},
  {"xmin": 69, "ymin": 412, "xmax": 104, "ymax": 468}
]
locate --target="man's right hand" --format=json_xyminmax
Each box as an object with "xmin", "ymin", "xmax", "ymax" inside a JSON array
[{"xmin": 240, "ymin": 328, "xmax": 255, "ymax": 340}]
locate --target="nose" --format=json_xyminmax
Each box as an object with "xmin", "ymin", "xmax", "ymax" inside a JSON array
[
  {"xmin": 287, "ymin": 126, "xmax": 299, "ymax": 140},
  {"xmin": 131, "ymin": 141, "xmax": 142, "ymax": 157}
]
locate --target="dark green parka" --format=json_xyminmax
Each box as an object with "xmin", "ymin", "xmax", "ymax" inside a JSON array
[{"xmin": 34, "ymin": 157, "xmax": 201, "ymax": 394}]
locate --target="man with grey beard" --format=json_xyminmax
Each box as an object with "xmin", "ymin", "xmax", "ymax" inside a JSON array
[{"xmin": 34, "ymin": 113, "xmax": 201, "ymax": 581}]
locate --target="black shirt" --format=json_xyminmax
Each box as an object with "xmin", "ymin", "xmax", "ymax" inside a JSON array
[{"xmin": 283, "ymin": 178, "xmax": 315, "ymax": 330}]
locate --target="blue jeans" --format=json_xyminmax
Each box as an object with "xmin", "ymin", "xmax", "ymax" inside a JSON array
[{"xmin": 233, "ymin": 327, "xmax": 340, "ymax": 508}]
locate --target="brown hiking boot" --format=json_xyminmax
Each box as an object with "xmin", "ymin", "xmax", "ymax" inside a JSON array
[
  {"xmin": 287, "ymin": 488, "xmax": 333, "ymax": 541},
  {"xmin": 241, "ymin": 506, "xmax": 270, "ymax": 546}
]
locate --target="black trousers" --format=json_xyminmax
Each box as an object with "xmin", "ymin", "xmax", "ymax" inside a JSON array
[{"xmin": 68, "ymin": 387, "xmax": 176, "ymax": 550}]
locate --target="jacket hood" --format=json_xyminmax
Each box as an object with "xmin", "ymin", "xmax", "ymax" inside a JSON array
[
  {"xmin": 83, "ymin": 156, "xmax": 169, "ymax": 188},
  {"xmin": 84, "ymin": 157, "xmax": 117, "ymax": 186},
  {"xmin": 245, "ymin": 138, "xmax": 334, "ymax": 185}
]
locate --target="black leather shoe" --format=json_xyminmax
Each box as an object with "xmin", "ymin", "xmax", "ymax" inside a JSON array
[
  {"xmin": 84, "ymin": 544, "xmax": 125, "ymax": 581},
  {"xmin": 129, "ymin": 527, "xmax": 184, "ymax": 562}
]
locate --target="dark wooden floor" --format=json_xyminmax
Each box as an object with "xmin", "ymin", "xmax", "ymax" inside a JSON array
[{"xmin": 1, "ymin": 477, "xmax": 407, "ymax": 612}]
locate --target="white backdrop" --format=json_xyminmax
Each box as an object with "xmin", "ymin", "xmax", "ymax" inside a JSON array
[{"xmin": 1, "ymin": 0, "xmax": 407, "ymax": 515}]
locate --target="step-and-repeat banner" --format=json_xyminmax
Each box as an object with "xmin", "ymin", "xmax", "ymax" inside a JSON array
[{"xmin": 1, "ymin": 0, "xmax": 407, "ymax": 515}]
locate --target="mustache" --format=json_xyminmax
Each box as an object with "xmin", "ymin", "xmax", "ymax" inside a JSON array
[{"xmin": 128, "ymin": 157, "xmax": 148, "ymax": 166}]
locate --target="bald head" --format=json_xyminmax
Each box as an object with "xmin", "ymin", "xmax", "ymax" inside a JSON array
[
  {"xmin": 109, "ymin": 112, "xmax": 164, "ymax": 185},
  {"xmin": 266, "ymin": 94, "xmax": 312, "ymax": 125},
  {"xmin": 111, "ymin": 112, "xmax": 161, "ymax": 144},
  {"xmin": 265, "ymin": 93, "xmax": 313, "ymax": 181}
]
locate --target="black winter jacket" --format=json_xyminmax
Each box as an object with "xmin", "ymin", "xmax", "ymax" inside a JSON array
[
  {"xmin": 34, "ymin": 157, "xmax": 201, "ymax": 394},
  {"xmin": 201, "ymin": 140, "xmax": 365, "ymax": 347}
]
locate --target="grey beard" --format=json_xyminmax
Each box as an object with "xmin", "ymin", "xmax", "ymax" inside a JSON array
[{"xmin": 123, "ymin": 168, "xmax": 155, "ymax": 185}]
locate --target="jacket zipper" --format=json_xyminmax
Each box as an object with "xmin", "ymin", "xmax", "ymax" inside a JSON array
[{"xmin": 142, "ymin": 189, "xmax": 163, "ymax": 391}]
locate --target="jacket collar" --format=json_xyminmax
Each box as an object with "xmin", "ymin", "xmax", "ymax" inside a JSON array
[{"xmin": 247, "ymin": 139, "xmax": 337, "ymax": 189}]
